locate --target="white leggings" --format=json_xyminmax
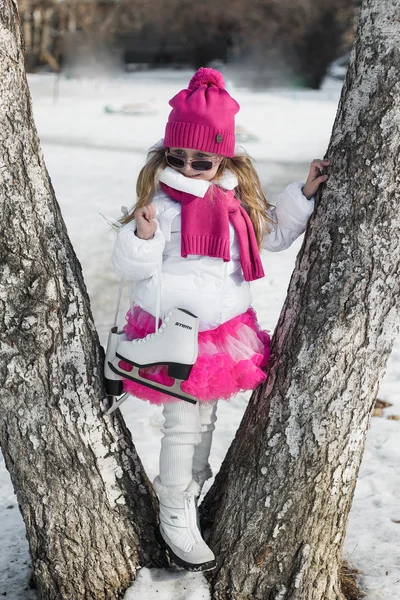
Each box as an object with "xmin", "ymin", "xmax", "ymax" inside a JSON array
[{"xmin": 160, "ymin": 399, "xmax": 218, "ymax": 488}]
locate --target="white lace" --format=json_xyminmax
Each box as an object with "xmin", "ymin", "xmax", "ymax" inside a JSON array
[{"xmin": 133, "ymin": 310, "xmax": 173, "ymax": 343}]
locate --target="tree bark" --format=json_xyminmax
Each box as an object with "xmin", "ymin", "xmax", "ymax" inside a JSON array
[
  {"xmin": 201, "ymin": 1, "xmax": 400, "ymax": 598},
  {"xmin": 0, "ymin": 2, "xmax": 164, "ymax": 599}
]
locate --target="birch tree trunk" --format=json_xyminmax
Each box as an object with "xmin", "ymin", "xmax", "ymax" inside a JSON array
[
  {"xmin": 201, "ymin": 1, "xmax": 400, "ymax": 598},
  {"xmin": 0, "ymin": 2, "xmax": 164, "ymax": 599}
]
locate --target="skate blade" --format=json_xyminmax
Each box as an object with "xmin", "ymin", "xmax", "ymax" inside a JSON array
[
  {"xmin": 108, "ymin": 361, "xmax": 197, "ymax": 404},
  {"xmin": 105, "ymin": 393, "xmax": 129, "ymax": 415}
]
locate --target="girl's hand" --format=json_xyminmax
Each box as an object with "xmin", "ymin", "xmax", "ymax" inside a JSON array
[
  {"xmin": 302, "ymin": 159, "xmax": 330, "ymax": 200},
  {"xmin": 134, "ymin": 204, "xmax": 157, "ymax": 239}
]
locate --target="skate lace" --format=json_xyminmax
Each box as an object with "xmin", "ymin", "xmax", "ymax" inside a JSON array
[{"xmin": 134, "ymin": 310, "xmax": 173, "ymax": 344}]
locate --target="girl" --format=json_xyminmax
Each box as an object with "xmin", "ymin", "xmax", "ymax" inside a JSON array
[{"xmin": 111, "ymin": 68, "xmax": 329, "ymax": 572}]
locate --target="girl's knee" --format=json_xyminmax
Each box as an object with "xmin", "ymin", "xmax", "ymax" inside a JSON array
[
  {"xmin": 162, "ymin": 400, "xmax": 201, "ymax": 437},
  {"xmin": 161, "ymin": 430, "xmax": 202, "ymax": 446}
]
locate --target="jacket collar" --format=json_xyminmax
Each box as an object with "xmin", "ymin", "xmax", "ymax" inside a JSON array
[{"xmin": 158, "ymin": 167, "xmax": 238, "ymax": 198}]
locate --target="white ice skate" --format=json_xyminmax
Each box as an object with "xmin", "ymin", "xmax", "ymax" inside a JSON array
[
  {"xmin": 104, "ymin": 327, "xmax": 130, "ymax": 414},
  {"xmin": 106, "ymin": 308, "xmax": 199, "ymax": 410}
]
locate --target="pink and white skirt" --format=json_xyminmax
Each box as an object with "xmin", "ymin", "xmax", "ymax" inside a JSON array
[{"xmin": 119, "ymin": 304, "xmax": 270, "ymax": 405}]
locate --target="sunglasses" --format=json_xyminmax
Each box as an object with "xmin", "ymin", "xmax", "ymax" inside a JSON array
[{"xmin": 165, "ymin": 151, "xmax": 221, "ymax": 172}]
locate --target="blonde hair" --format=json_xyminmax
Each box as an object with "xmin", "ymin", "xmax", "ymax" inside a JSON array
[{"xmin": 120, "ymin": 146, "xmax": 276, "ymax": 247}]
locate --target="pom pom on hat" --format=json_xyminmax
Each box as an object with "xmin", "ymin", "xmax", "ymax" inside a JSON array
[
  {"xmin": 164, "ymin": 67, "xmax": 239, "ymax": 158},
  {"xmin": 188, "ymin": 67, "xmax": 226, "ymax": 90}
]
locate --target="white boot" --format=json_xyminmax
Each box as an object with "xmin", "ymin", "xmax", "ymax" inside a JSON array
[{"xmin": 154, "ymin": 476, "xmax": 216, "ymax": 571}]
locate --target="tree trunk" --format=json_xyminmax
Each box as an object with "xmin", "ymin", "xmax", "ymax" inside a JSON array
[
  {"xmin": 201, "ymin": 1, "xmax": 400, "ymax": 598},
  {"xmin": 0, "ymin": 2, "xmax": 164, "ymax": 599}
]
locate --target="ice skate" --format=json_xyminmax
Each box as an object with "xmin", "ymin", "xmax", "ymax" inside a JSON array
[
  {"xmin": 107, "ymin": 308, "xmax": 199, "ymax": 404},
  {"xmin": 154, "ymin": 477, "xmax": 216, "ymax": 572},
  {"xmin": 104, "ymin": 327, "xmax": 130, "ymax": 415}
]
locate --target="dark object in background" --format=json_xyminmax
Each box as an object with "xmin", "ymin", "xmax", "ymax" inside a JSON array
[{"xmin": 327, "ymin": 52, "xmax": 351, "ymax": 80}]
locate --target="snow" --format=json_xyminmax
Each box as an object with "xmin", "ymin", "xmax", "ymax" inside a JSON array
[
  {"xmin": 0, "ymin": 69, "xmax": 399, "ymax": 599},
  {"xmin": 124, "ymin": 568, "xmax": 210, "ymax": 600}
]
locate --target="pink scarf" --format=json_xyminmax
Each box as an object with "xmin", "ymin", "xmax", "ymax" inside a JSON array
[{"xmin": 160, "ymin": 182, "xmax": 264, "ymax": 282}]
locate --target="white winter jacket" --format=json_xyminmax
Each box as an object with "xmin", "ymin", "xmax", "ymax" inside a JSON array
[{"xmin": 112, "ymin": 167, "xmax": 314, "ymax": 331}]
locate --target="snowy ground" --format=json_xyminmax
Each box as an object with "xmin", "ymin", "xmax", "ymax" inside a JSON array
[{"xmin": 0, "ymin": 70, "xmax": 399, "ymax": 599}]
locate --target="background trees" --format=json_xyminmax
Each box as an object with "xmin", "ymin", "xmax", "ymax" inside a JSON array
[{"xmin": 17, "ymin": 0, "xmax": 357, "ymax": 88}]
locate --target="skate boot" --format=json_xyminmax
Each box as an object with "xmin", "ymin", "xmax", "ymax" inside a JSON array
[
  {"xmin": 104, "ymin": 327, "xmax": 130, "ymax": 414},
  {"xmin": 108, "ymin": 308, "xmax": 199, "ymax": 404},
  {"xmin": 154, "ymin": 476, "xmax": 216, "ymax": 572}
]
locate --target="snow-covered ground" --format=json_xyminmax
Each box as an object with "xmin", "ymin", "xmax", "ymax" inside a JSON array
[{"xmin": 0, "ymin": 70, "xmax": 399, "ymax": 600}]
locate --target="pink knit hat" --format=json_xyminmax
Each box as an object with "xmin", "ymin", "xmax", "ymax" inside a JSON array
[{"xmin": 164, "ymin": 68, "xmax": 240, "ymax": 158}]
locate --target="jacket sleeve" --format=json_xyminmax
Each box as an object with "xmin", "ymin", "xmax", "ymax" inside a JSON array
[
  {"xmin": 111, "ymin": 219, "xmax": 166, "ymax": 281},
  {"xmin": 262, "ymin": 182, "xmax": 314, "ymax": 252}
]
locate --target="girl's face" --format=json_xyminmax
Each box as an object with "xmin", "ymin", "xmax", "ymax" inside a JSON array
[{"xmin": 166, "ymin": 148, "xmax": 224, "ymax": 181}]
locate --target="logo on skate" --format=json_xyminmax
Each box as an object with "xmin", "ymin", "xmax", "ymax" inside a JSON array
[{"xmin": 175, "ymin": 322, "xmax": 192, "ymax": 330}]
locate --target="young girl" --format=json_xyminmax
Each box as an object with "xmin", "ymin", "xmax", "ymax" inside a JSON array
[{"xmin": 111, "ymin": 68, "xmax": 329, "ymax": 572}]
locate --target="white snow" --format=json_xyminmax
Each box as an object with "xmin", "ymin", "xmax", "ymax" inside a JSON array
[{"xmin": 0, "ymin": 69, "xmax": 399, "ymax": 599}]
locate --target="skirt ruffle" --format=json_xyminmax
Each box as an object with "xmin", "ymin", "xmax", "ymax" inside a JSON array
[{"xmin": 120, "ymin": 304, "xmax": 270, "ymax": 405}]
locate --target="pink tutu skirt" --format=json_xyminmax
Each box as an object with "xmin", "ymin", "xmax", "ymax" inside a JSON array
[{"xmin": 119, "ymin": 304, "xmax": 270, "ymax": 405}]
